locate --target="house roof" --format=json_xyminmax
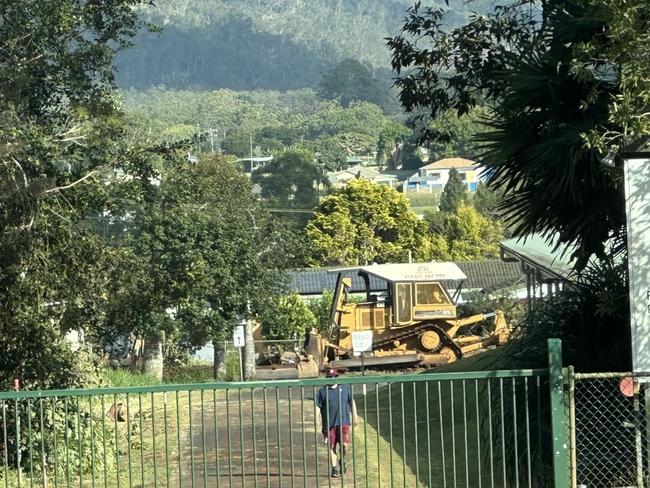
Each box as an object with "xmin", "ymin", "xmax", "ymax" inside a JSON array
[
  {"xmin": 328, "ymin": 165, "xmax": 380, "ymax": 183},
  {"xmin": 374, "ymin": 173, "xmax": 398, "ymax": 181},
  {"xmin": 289, "ymin": 260, "xmax": 525, "ymax": 296},
  {"xmin": 500, "ymin": 233, "xmax": 576, "ymax": 281},
  {"xmin": 421, "ymin": 158, "xmax": 478, "ymax": 171},
  {"xmin": 380, "ymin": 169, "xmax": 417, "ymax": 181}
]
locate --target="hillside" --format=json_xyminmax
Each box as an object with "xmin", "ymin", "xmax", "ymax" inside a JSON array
[{"xmin": 116, "ymin": 0, "xmax": 498, "ymax": 91}]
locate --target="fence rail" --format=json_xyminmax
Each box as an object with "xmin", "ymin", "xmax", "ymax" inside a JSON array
[{"xmin": 0, "ymin": 368, "xmax": 551, "ymax": 488}]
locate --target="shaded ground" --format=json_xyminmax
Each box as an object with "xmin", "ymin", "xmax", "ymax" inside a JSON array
[{"xmin": 185, "ymin": 387, "xmax": 352, "ymax": 487}]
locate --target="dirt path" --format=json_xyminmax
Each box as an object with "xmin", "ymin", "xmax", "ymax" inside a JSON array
[{"xmin": 183, "ymin": 387, "xmax": 355, "ymax": 487}]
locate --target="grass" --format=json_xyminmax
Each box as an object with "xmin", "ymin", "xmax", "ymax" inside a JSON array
[
  {"xmin": 405, "ymin": 192, "xmax": 441, "ymax": 217},
  {"xmin": 102, "ymin": 368, "xmax": 161, "ymax": 387},
  {"xmin": 6, "ymin": 348, "xmax": 546, "ymax": 488},
  {"xmin": 350, "ymin": 348, "xmax": 548, "ymax": 488}
]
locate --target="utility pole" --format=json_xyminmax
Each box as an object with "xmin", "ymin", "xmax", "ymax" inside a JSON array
[{"xmin": 249, "ymin": 132, "xmax": 253, "ymax": 159}]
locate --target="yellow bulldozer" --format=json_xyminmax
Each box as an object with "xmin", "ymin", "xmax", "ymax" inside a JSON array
[{"xmin": 259, "ymin": 262, "xmax": 511, "ymax": 379}]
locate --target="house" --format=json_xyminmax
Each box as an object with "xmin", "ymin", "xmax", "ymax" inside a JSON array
[
  {"xmin": 403, "ymin": 158, "xmax": 482, "ymax": 194},
  {"xmin": 327, "ymin": 164, "xmax": 380, "ymax": 187},
  {"xmin": 237, "ymin": 156, "xmax": 273, "ymax": 174},
  {"xmin": 376, "ymin": 169, "xmax": 417, "ymax": 190},
  {"xmin": 327, "ymin": 165, "xmax": 415, "ymax": 189}
]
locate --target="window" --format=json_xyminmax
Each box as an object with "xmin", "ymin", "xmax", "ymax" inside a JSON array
[
  {"xmin": 415, "ymin": 283, "xmax": 450, "ymax": 305},
  {"xmin": 395, "ymin": 283, "xmax": 412, "ymax": 323}
]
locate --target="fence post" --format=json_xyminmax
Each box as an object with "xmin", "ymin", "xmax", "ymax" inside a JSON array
[{"xmin": 548, "ymin": 338, "xmax": 569, "ymax": 488}]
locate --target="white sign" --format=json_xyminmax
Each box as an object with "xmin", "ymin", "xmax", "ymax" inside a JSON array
[
  {"xmin": 351, "ymin": 331, "xmax": 373, "ymax": 354},
  {"xmin": 233, "ymin": 325, "xmax": 245, "ymax": 348},
  {"xmin": 624, "ymin": 156, "xmax": 650, "ymax": 373}
]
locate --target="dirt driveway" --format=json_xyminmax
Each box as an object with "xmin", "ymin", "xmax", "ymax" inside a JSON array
[{"xmin": 184, "ymin": 386, "xmax": 353, "ymax": 488}]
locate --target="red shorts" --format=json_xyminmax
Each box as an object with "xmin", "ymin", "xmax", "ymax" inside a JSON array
[{"xmin": 323, "ymin": 425, "xmax": 351, "ymax": 446}]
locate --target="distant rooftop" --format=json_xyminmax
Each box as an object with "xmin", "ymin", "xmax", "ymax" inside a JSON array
[{"xmin": 421, "ymin": 158, "xmax": 478, "ymax": 170}]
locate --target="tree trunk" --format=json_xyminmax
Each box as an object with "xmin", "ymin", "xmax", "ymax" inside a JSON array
[
  {"xmin": 243, "ymin": 319, "xmax": 256, "ymax": 380},
  {"xmin": 142, "ymin": 334, "xmax": 164, "ymax": 381},
  {"xmin": 213, "ymin": 341, "xmax": 227, "ymax": 379}
]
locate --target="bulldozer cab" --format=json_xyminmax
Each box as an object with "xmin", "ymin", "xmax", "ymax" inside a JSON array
[{"xmin": 328, "ymin": 263, "xmax": 467, "ymax": 339}]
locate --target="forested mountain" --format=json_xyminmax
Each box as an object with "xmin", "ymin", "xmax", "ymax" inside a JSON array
[{"xmin": 116, "ymin": 0, "xmax": 498, "ymax": 91}]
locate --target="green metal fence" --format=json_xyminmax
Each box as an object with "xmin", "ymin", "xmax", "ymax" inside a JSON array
[{"xmin": 0, "ymin": 344, "xmax": 568, "ymax": 488}]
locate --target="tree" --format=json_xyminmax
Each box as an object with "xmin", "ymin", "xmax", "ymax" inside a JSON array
[
  {"xmin": 259, "ymin": 294, "xmax": 317, "ymax": 340},
  {"xmin": 318, "ymin": 58, "xmax": 387, "ymax": 108},
  {"xmin": 439, "ymin": 168, "xmax": 467, "ymax": 213},
  {"xmin": 433, "ymin": 205, "xmax": 504, "ymax": 261},
  {"xmin": 387, "ymin": 0, "xmax": 650, "ymax": 267},
  {"xmin": 376, "ymin": 122, "xmax": 411, "ymax": 169},
  {"xmin": 110, "ymin": 156, "xmax": 296, "ymax": 379},
  {"xmin": 0, "ymin": 0, "xmax": 150, "ymax": 389},
  {"xmin": 306, "ymin": 179, "xmax": 430, "ymax": 266},
  {"xmin": 425, "ymin": 108, "xmax": 488, "ymax": 161},
  {"xmin": 472, "ymin": 181, "xmax": 501, "ymax": 217},
  {"xmin": 252, "ymin": 149, "xmax": 326, "ymax": 209}
]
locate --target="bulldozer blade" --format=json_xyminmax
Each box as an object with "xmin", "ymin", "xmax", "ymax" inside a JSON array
[
  {"xmin": 330, "ymin": 354, "xmax": 421, "ymax": 369},
  {"xmin": 255, "ymin": 366, "xmax": 301, "ymax": 380}
]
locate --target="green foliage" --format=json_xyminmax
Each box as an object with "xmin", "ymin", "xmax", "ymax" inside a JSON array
[
  {"xmin": 0, "ymin": 0, "xmax": 152, "ymax": 389},
  {"xmin": 306, "ymin": 179, "xmax": 430, "ymax": 266},
  {"xmin": 2, "ymin": 398, "xmax": 118, "ymax": 479},
  {"xmin": 107, "ymin": 156, "xmax": 295, "ymax": 355},
  {"xmin": 251, "ymin": 149, "xmax": 325, "ymax": 209},
  {"xmin": 505, "ymin": 259, "xmax": 630, "ymax": 372},
  {"xmin": 425, "ymin": 205, "xmax": 504, "ymax": 261},
  {"xmin": 424, "ymin": 107, "xmax": 488, "ymax": 160},
  {"xmin": 122, "ymin": 89, "xmax": 407, "ymax": 170},
  {"xmin": 439, "ymin": 168, "xmax": 467, "ymax": 213},
  {"xmin": 387, "ymin": 0, "xmax": 650, "ymax": 267},
  {"xmin": 318, "ymin": 58, "xmax": 389, "ymax": 108},
  {"xmin": 471, "ymin": 181, "xmax": 501, "ymax": 217},
  {"xmin": 102, "ymin": 368, "xmax": 161, "ymax": 387},
  {"xmin": 306, "ymin": 290, "xmax": 334, "ymax": 333},
  {"xmin": 260, "ymin": 294, "xmax": 317, "ymax": 340},
  {"xmin": 376, "ymin": 122, "xmax": 412, "ymax": 169}
]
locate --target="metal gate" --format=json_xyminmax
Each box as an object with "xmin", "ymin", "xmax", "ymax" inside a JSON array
[
  {"xmin": 567, "ymin": 370, "xmax": 649, "ymax": 488},
  {"xmin": 0, "ymin": 352, "xmax": 563, "ymax": 487}
]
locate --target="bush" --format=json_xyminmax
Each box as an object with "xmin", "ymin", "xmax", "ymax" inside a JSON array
[
  {"xmin": 0, "ymin": 397, "xmax": 118, "ymax": 481},
  {"xmin": 259, "ymin": 293, "xmax": 317, "ymax": 340},
  {"xmin": 306, "ymin": 290, "xmax": 333, "ymax": 333},
  {"xmin": 102, "ymin": 368, "xmax": 161, "ymax": 387}
]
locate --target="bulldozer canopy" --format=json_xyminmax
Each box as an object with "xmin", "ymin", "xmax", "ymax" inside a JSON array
[{"xmin": 329, "ymin": 262, "xmax": 467, "ymax": 284}]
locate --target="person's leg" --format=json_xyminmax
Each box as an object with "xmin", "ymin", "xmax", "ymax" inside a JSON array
[
  {"xmin": 339, "ymin": 425, "xmax": 351, "ymax": 473},
  {"xmin": 327, "ymin": 428, "xmax": 340, "ymax": 476}
]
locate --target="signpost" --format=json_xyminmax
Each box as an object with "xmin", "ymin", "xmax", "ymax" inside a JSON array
[
  {"xmin": 233, "ymin": 323, "xmax": 245, "ymax": 382},
  {"xmin": 351, "ymin": 331, "xmax": 373, "ymax": 391}
]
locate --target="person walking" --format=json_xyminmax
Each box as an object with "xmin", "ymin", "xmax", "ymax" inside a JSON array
[{"xmin": 315, "ymin": 368, "xmax": 357, "ymax": 478}]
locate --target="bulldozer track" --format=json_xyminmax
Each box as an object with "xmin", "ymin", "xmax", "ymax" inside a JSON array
[{"xmin": 371, "ymin": 322, "xmax": 462, "ymax": 357}]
